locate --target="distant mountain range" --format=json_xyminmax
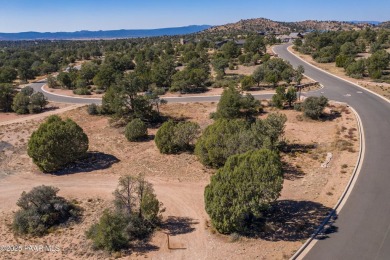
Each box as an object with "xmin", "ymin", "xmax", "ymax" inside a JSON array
[
  {"xmin": 1, "ymin": 19, "xmax": 389, "ymax": 41},
  {"xmin": 0, "ymin": 25, "xmax": 212, "ymax": 41}
]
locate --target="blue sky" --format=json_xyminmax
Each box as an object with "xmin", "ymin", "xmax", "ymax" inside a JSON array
[{"xmin": 0, "ymin": 0, "xmax": 389, "ymax": 33}]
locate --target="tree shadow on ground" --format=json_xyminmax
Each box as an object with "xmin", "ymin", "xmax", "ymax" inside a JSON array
[
  {"xmin": 283, "ymin": 162, "xmax": 306, "ymax": 181},
  {"xmin": 162, "ymin": 216, "xmax": 199, "ymax": 236},
  {"xmin": 54, "ymin": 151, "xmax": 120, "ymax": 175},
  {"xmin": 131, "ymin": 241, "xmax": 160, "ymax": 255},
  {"xmin": 282, "ymin": 143, "xmax": 317, "ymax": 154},
  {"xmin": 43, "ymin": 106, "xmax": 60, "ymax": 112},
  {"xmin": 255, "ymin": 200, "xmax": 337, "ymax": 242},
  {"xmin": 281, "ymin": 143, "xmax": 316, "ymax": 181},
  {"xmin": 321, "ymin": 110, "xmax": 342, "ymax": 121}
]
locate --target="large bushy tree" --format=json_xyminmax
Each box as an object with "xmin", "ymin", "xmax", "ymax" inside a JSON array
[
  {"xmin": 213, "ymin": 87, "xmax": 261, "ymax": 120},
  {"xmin": 27, "ymin": 115, "xmax": 89, "ymax": 172},
  {"xmin": 204, "ymin": 149, "xmax": 283, "ymax": 234},
  {"xmin": 0, "ymin": 84, "xmax": 16, "ymax": 112},
  {"xmin": 195, "ymin": 114, "xmax": 286, "ymax": 168}
]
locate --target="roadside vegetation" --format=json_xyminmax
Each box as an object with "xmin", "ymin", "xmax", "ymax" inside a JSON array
[{"xmin": 294, "ymin": 29, "xmax": 390, "ymax": 82}]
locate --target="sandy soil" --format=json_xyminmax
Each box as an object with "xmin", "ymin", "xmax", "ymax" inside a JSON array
[
  {"xmin": 289, "ymin": 46, "xmax": 390, "ymax": 100},
  {"xmin": 0, "ymin": 103, "xmax": 79, "ymax": 126},
  {"xmin": 0, "ymin": 102, "xmax": 358, "ymax": 259}
]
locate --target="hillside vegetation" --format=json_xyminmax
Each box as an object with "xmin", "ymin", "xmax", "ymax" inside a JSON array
[{"xmin": 206, "ymin": 18, "xmax": 377, "ymax": 34}]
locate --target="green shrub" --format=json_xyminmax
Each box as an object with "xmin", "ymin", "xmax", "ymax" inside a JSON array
[
  {"xmin": 87, "ymin": 103, "xmax": 99, "ymax": 115},
  {"xmin": 294, "ymin": 103, "xmax": 302, "ymax": 111},
  {"xmin": 27, "ymin": 115, "xmax": 89, "ymax": 172},
  {"xmin": 86, "ymin": 210, "xmax": 129, "ymax": 252},
  {"xmin": 302, "ymin": 96, "xmax": 328, "ymax": 119},
  {"xmin": 271, "ymin": 86, "xmax": 286, "ymax": 109},
  {"xmin": 204, "ymin": 149, "xmax": 283, "ymax": 234},
  {"xmin": 196, "ymin": 114, "xmax": 286, "ymax": 168},
  {"xmin": 73, "ymin": 88, "xmax": 91, "ymax": 95},
  {"xmin": 214, "ymin": 87, "xmax": 261, "ymax": 120},
  {"xmin": 12, "ymin": 92, "xmax": 30, "ymax": 114},
  {"xmin": 125, "ymin": 118, "xmax": 148, "ymax": 141},
  {"xmin": 0, "ymin": 84, "xmax": 16, "ymax": 112},
  {"xmin": 87, "ymin": 174, "xmax": 164, "ymax": 252},
  {"xmin": 29, "ymin": 92, "xmax": 48, "ymax": 113},
  {"xmin": 13, "ymin": 185, "xmax": 80, "ymax": 236},
  {"xmin": 155, "ymin": 120, "xmax": 200, "ymax": 154},
  {"xmin": 240, "ymin": 75, "xmax": 255, "ymax": 91}
]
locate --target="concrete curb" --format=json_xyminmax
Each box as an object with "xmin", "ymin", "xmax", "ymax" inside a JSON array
[
  {"xmin": 285, "ymin": 45, "xmax": 390, "ymax": 105},
  {"xmin": 290, "ymin": 104, "xmax": 364, "ymax": 259},
  {"xmin": 278, "ymin": 42, "xmax": 368, "ymax": 259},
  {"xmin": 39, "ymin": 77, "xmax": 321, "ymax": 102},
  {"xmin": 40, "ymin": 84, "xmax": 102, "ymax": 101}
]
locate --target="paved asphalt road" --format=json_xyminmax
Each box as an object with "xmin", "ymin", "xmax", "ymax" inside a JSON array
[
  {"xmin": 274, "ymin": 44, "xmax": 390, "ymax": 259},
  {"xmin": 31, "ymin": 44, "xmax": 390, "ymax": 259},
  {"xmin": 30, "ymin": 81, "xmax": 274, "ymax": 103}
]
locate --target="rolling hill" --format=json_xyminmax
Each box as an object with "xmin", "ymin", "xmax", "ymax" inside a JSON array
[{"xmin": 205, "ymin": 18, "xmax": 379, "ymax": 34}]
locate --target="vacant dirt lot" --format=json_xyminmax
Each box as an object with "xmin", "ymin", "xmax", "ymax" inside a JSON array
[{"xmin": 0, "ymin": 102, "xmax": 358, "ymax": 259}]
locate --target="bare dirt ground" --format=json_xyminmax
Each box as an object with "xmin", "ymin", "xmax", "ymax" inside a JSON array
[
  {"xmin": 0, "ymin": 102, "xmax": 79, "ymax": 126},
  {"xmin": 0, "ymin": 102, "xmax": 358, "ymax": 259},
  {"xmin": 288, "ymin": 46, "xmax": 390, "ymax": 100}
]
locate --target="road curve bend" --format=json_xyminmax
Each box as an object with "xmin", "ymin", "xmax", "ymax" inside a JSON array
[
  {"xmin": 31, "ymin": 47, "xmax": 390, "ymax": 259},
  {"xmin": 274, "ymin": 44, "xmax": 390, "ymax": 260}
]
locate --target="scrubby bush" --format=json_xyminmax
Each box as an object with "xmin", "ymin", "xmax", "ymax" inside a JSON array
[
  {"xmin": 87, "ymin": 175, "xmax": 164, "ymax": 252},
  {"xmin": 155, "ymin": 120, "xmax": 200, "ymax": 154},
  {"xmin": 27, "ymin": 115, "xmax": 89, "ymax": 172},
  {"xmin": 86, "ymin": 210, "xmax": 129, "ymax": 252},
  {"xmin": 240, "ymin": 75, "xmax": 255, "ymax": 91},
  {"xmin": 271, "ymin": 86, "xmax": 286, "ymax": 109},
  {"xmin": 302, "ymin": 96, "xmax": 328, "ymax": 119},
  {"xmin": 10, "ymin": 87, "xmax": 47, "ymax": 114},
  {"xmin": 29, "ymin": 92, "xmax": 48, "ymax": 113},
  {"xmin": 204, "ymin": 149, "xmax": 283, "ymax": 234},
  {"xmin": 294, "ymin": 103, "xmax": 302, "ymax": 111},
  {"xmin": 87, "ymin": 103, "xmax": 99, "ymax": 115},
  {"xmin": 13, "ymin": 185, "xmax": 80, "ymax": 236},
  {"xmin": 125, "ymin": 118, "xmax": 148, "ymax": 141},
  {"xmin": 73, "ymin": 88, "xmax": 91, "ymax": 95}
]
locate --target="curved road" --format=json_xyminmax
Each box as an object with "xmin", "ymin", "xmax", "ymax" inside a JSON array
[
  {"xmin": 30, "ymin": 81, "xmax": 274, "ymax": 104},
  {"xmin": 274, "ymin": 44, "xmax": 390, "ymax": 260},
  {"xmin": 31, "ymin": 44, "xmax": 390, "ymax": 259}
]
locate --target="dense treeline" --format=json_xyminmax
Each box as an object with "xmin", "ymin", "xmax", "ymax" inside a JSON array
[{"xmin": 294, "ymin": 28, "xmax": 390, "ymax": 82}]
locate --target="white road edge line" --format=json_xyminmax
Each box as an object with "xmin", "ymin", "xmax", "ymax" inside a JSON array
[
  {"xmin": 275, "ymin": 43, "xmax": 368, "ymax": 259},
  {"xmin": 40, "ymin": 84, "xmax": 102, "ymax": 100},
  {"xmin": 291, "ymin": 104, "xmax": 365, "ymax": 260},
  {"xmin": 283, "ymin": 45, "xmax": 390, "ymax": 104}
]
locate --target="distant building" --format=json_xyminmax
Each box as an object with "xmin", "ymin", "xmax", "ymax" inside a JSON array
[
  {"xmin": 215, "ymin": 39, "xmax": 246, "ymax": 48},
  {"xmin": 277, "ymin": 32, "xmax": 304, "ymax": 43}
]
